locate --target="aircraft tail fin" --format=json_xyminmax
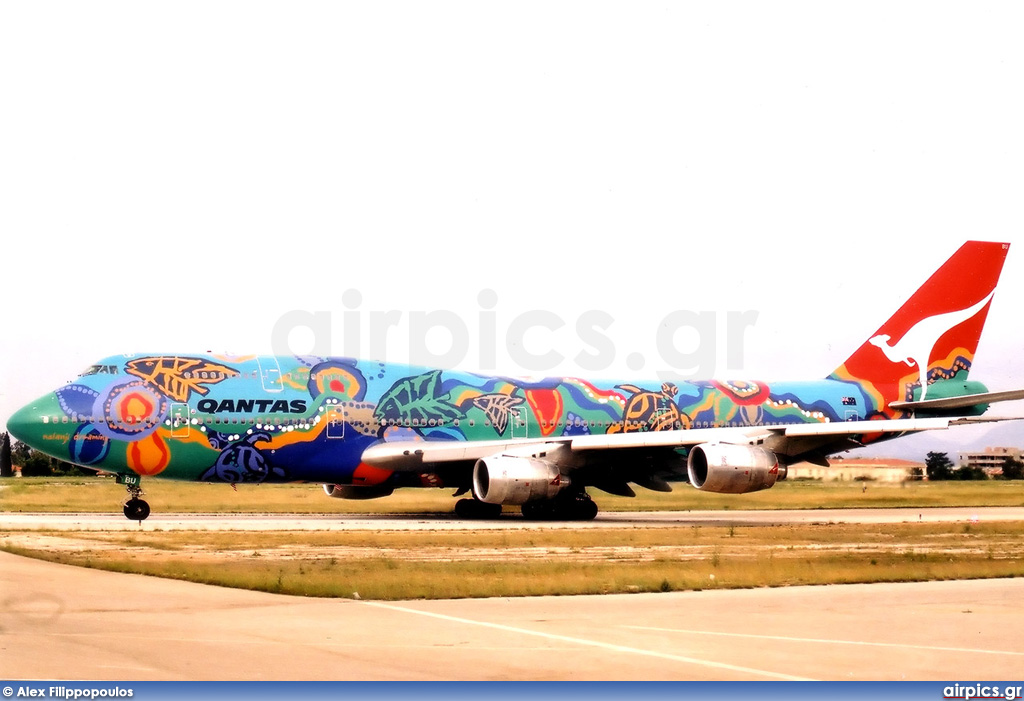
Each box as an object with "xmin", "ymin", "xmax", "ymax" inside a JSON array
[{"xmin": 828, "ymin": 240, "xmax": 1010, "ymax": 405}]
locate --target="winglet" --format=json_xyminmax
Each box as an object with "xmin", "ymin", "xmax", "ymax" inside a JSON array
[{"xmin": 829, "ymin": 241, "xmax": 1010, "ymax": 407}]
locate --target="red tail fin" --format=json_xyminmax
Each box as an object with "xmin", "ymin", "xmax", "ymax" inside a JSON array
[{"xmin": 829, "ymin": 240, "xmax": 1010, "ymax": 406}]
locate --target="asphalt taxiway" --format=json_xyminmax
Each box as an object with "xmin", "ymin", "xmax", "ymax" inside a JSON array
[
  {"xmin": 2, "ymin": 506, "xmax": 1023, "ymax": 531},
  {"xmin": 2, "ymin": 550, "xmax": 1022, "ymax": 681}
]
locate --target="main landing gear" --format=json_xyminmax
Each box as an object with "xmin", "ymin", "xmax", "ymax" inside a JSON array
[
  {"xmin": 454, "ymin": 491, "xmax": 599, "ymax": 521},
  {"xmin": 118, "ymin": 474, "xmax": 151, "ymax": 521},
  {"xmin": 521, "ymin": 491, "xmax": 598, "ymax": 521}
]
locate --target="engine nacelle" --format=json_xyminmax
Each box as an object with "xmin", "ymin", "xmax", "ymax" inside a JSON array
[
  {"xmin": 322, "ymin": 484, "xmax": 395, "ymax": 500},
  {"xmin": 473, "ymin": 455, "xmax": 571, "ymax": 505},
  {"xmin": 686, "ymin": 443, "xmax": 782, "ymax": 494}
]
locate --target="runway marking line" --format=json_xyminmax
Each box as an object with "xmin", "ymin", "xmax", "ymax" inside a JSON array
[
  {"xmin": 625, "ymin": 626, "xmax": 1024, "ymax": 657},
  {"xmin": 35, "ymin": 632, "xmax": 555, "ymax": 652},
  {"xmin": 361, "ymin": 601, "xmax": 814, "ymax": 681}
]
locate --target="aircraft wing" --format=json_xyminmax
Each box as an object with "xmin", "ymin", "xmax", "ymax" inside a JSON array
[
  {"xmin": 360, "ymin": 415, "xmax": 1021, "ymax": 472},
  {"xmin": 888, "ymin": 388, "xmax": 1024, "ymax": 412},
  {"xmin": 563, "ymin": 416, "xmax": 1014, "ymax": 465},
  {"xmin": 361, "ymin": 438, "xmax": 570, "ymax": 471}
]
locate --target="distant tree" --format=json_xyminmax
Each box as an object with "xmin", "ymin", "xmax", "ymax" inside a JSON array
[
  {"xmin": 954, "ymin": 465, "xmax": 989, "ymax": 481},
  {"xmin": 11, "ymin": 440, "xmax": 84, "ymax": 477},
  {"xmin": 15, "ymin": 445, "xmax": 56, "ymax": 476},
  {"xmin": 925, "ymin": 451, "xmax": 954, "ymax": 481},
  {"xmin": 1000, "ymin": 457, "xmax": 1024, "ymax": 480},
  {"xmin": 0, "ymin": 432, "xmax": 11, "ymax": 477}
]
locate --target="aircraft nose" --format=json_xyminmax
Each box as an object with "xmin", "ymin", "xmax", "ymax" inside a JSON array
[{"xmin": 7, "ymin": 398, "xmax": 53, "ymax": 453}]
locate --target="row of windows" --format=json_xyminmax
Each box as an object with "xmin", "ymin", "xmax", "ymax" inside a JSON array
[
  {"xmin": 78, "ymin": 365, "xmax": 354, "ymax": 383},
  {"xmin": 46, "ymin": 414, "xmax": 310, "ymax": 427},
  {"xmin": 178, "ymin": 370, "xmax": 351, "ymax": 382}
]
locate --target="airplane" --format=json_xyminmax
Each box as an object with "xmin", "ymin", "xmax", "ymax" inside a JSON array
[{"xmin": 7, "ymin": 240, "xmax": 1024, "ymax": 521}]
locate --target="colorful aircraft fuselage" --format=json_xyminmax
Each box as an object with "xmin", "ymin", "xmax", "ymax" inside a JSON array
[{"xmin": 11, "ymin": 357, "xmax": 955, "ymax": 484}]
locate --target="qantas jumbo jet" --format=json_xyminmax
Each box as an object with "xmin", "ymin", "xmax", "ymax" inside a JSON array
[{"xmin": 8, "ymin": 241, "xmax": 1024, "ymax": 521}]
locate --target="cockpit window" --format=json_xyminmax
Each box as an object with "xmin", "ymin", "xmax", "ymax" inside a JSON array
[{"xmin": 79, "ymin": 364, "xmax": 120, "ymax": 377}]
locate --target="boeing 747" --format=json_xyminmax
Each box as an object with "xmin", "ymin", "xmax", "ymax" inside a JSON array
[{"xmin": 8, "ymin": 240, "xmax": 1023, "ymax": 520}]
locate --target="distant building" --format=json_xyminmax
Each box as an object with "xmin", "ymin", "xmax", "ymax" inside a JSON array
[
  {"xmin": 958, "ymin": 447, "xmax": 1023, "ymax": 477},
  {"xmin": 789, "ymin": 457, "xmax": 923, "ymax": 482}
]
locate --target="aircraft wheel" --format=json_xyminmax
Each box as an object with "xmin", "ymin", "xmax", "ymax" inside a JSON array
[
  {"xmin": 573, "ymin": 498, "xmax": 598, "ymax": 521},
  {"xmin": 454, "ymin": 499, "xmax": 474, "ymax": 518},
  {"xmin": 123, "ymin": 498, "xmax": 151, "ymax": 521},
  {"xmin": 545, "ymin": 494, "xmax": 598, "ymax": 521},
  {"xmin": 455, "ymin": 498, "xmax": 502, "ymax": 519},
  {"xmin": 521, "ymin": 502, "xmax": 542, "ymax": 519},
  {"xmin": 521, "ymin": 501, "xmax": 555, "ymax": 520}
]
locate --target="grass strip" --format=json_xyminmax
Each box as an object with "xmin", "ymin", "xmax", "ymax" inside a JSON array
[
  {"xmin": 3, "ymin": 522, "xmax": 1022, "ymax": 600},
  {"xmin": 2, "ymin": 477, "xmax": 1024, "ymax": 514}
]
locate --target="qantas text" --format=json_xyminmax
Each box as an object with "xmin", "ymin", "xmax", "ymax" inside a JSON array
[{"xmin": 196, "ymin": 399, "xmax": 308, "ymax": 414}]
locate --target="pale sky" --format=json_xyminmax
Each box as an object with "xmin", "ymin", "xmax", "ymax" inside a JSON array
[{"xmin": 2, "ymin": 2, "xmax": 1023, "ymax": 447}]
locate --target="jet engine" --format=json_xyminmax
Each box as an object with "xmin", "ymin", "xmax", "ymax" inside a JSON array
[
  {"xmin": 686, "ymin": 443, "xmax": 784, "ymax": 494},
  {"xmin": 322, "ymin": 484, "xmax": 395, "ymax": 500},
  {"xmin": 473, "ymin": 454, "xmax": 571, "ymax": 505}
]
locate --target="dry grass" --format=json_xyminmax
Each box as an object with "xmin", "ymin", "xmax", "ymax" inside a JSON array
[
  {"xmin": 5, "ymin": 476, "xmax": 1022, "ymax": 600},
  {"xmin": 3, "ymin": 521, "xmax": 1022, "ymax": 600},
  {"xmin": 2, "ymin": 476, "xmax": 1023, "ymax": 514}
]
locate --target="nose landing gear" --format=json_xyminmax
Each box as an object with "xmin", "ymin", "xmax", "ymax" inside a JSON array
[{"xmin": 118, "ymin": 473, "xmax": 150, "ymax": 521}]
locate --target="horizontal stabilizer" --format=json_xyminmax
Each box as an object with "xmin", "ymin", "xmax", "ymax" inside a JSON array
[{"xmin": 889, "ymin": 388, "xmax": 1024, "ymax": 411}]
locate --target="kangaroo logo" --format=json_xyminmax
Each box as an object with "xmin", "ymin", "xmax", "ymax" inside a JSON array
[{"xmin": 868, "ymin": 291, "xmax": 993, "ymax": 400}]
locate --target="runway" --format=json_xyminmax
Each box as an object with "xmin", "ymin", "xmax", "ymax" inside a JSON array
[
  {"xmin": 2, "ymin": 550, "xmax": 1022, "ymax": 681},
  {"xmin": 3, "ymin": 506, "xmax": 1023, "ymax": 531}
]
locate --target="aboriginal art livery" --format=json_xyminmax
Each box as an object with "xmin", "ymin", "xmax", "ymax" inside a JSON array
[{"xmin": 8, "ymin": 241, "xmax": 1024, "ymax": 520}]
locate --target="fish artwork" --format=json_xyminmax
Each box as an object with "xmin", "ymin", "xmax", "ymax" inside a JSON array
[
  {"xmin": 125, "ymin": 356, "xmax": 239, "ymax": 402},
  {"xmin": 472, "ymin": 393, "xmax": 526, "ymax": 434}
]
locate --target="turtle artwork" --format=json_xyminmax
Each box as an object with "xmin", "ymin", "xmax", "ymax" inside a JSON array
[{"xmin": 607, "ymin": 382, "xmax": 690, "ymax": 434}]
